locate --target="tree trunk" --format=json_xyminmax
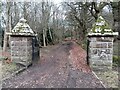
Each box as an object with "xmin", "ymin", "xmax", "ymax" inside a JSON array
[
  {"xmin": 43, "ymin": 29, "xmax": 46, "ymax": 47},
  {"xmin": 111, "ymin": 2, "xmax": 120, "ymax": 39},
  {"xmin": 3, "ymin": 2, "xmax": 11, "ymax": 51},
  {"xmin": 42, "ymin": 1, "xmax": 47, "ymax": 47},
  {"xmin": 49, "ymin": 28, "xmax": 53, "ymax": 41},
  {"xmin": 118, "ymin": 2, "xmax": 120, "ymax": 39},
  {"xmin": 3, "ymin": 30, "xmax": 8, "ymax": 51},
  {"xmin": 23, "ymin": 2, "xmax": 27, "ymax": 19}
]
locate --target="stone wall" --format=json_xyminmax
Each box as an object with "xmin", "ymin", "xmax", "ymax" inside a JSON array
[
  {"xmin": 11, "ymin": 36, "xmax": 33, "ymax": 66},
  {"xmin": 89, "ymin": 37, "xmax": 114, "ymax": 70},
  {"xmin": 0, "ymin": 61, "xmax": 2, "ymax": 90}
]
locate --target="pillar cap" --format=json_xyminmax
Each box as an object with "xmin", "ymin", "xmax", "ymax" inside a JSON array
[
  {"xmin": 87, "ymin": 15, "xmax": 119, "ymax": 36},
  {"xmin": 9, "ymin": 18, "xmax": 36, "ymax": 36}
]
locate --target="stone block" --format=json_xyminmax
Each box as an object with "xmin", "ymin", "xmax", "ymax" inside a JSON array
[
  {"xmin": 10, "ymin": 36, "xmax": 33, "ymax": 66},
  {"xmin": 88, "ymin": 37, "xmax": 114, "ymax": 70}
]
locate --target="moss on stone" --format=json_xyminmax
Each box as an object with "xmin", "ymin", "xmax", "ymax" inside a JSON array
[
  {"xmin": 11, "ymin": 18, "xmax": 34, "ymax": 35},
  {"xmin": 90, "ymin": 15, "xmax": 113, "ymax": 34}
]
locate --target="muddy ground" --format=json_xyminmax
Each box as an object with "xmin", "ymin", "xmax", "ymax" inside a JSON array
[{"xmin": 2, "ymin": 41, "xmax": 105, "ymax": 88}]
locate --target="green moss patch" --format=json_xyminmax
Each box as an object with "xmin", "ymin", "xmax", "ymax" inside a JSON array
[
  {"xmin": 90, "ymin": 16, "xmax": 113, "ymax": 34},
  {"xmin": 113, "ymin": 55, "xmax": 120, "ymax": 66}
]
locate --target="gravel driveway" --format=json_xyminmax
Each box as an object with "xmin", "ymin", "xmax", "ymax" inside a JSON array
[{"xmin": 2, "ymin": 41, "xmax": 104, "ymax": 88}]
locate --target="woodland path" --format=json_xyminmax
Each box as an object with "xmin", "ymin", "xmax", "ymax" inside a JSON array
[{"xmin": 2, "ymin": 41, "xmax": 104, "ymax": 88}]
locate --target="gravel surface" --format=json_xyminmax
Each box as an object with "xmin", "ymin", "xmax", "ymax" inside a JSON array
[{"xmin": 2, "ymin": 41, "xmax": 104, "ymax": 88}]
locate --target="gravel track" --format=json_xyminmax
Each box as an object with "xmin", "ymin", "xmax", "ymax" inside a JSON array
[{"xmin": 2, "ymin": 41, "xmax": 104, "ymax": 88}]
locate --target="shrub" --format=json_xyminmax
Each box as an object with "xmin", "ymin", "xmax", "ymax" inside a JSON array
[{"xmin": 113, "ymin": 55, "xmax": 120, "ymax": 66}]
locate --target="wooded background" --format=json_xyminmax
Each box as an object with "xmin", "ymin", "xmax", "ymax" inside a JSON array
[{"xmin": 0, "ymin": 1, "xmax": 120, "ymax": 51}]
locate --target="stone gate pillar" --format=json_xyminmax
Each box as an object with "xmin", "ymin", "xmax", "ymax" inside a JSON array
[
  {"xmin": 8, "ymin": 18, "xmax": 37, "ymax": 66},
  {"xmin": 87, "ymin": 16, "xmax": 118, "ymax": 70}
]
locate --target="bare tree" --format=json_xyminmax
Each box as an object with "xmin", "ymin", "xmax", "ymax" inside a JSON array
[
  {"xmin": 90, "ymin": 2, "xmax": 109, "ymax": 20},
  {"xmin": 64, "ymin": 2, "xmax": 90, "ymax": 40},
  {"xmin": 3, "ymin": 1, "xmax": 12, "ymax": 51}
]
